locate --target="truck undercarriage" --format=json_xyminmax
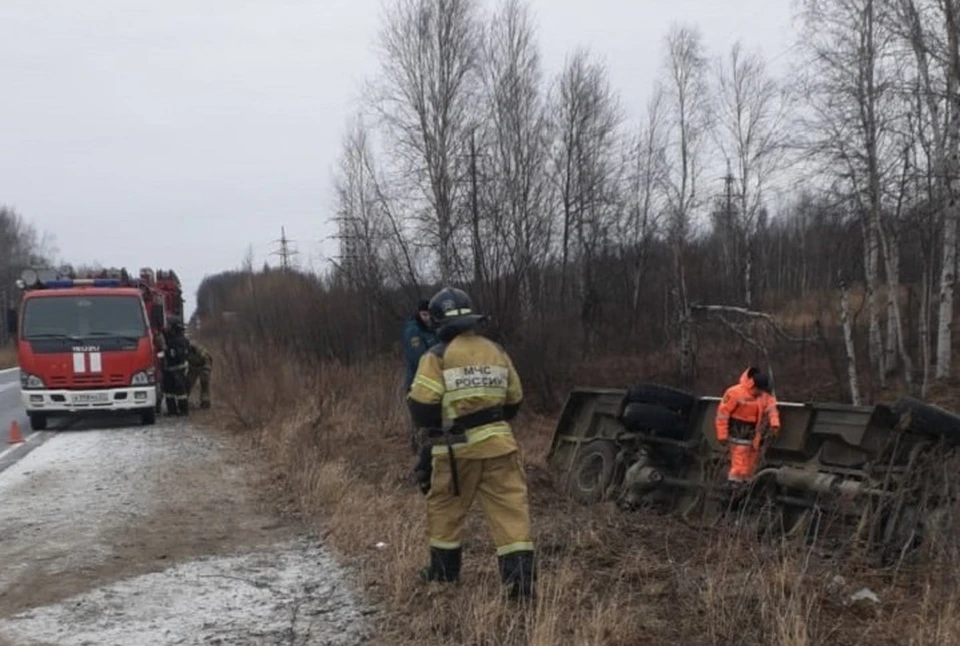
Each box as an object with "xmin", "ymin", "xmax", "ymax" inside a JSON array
[{"xmin": 548, "ymin": 385, "xmax": 960, "ymax": 563}]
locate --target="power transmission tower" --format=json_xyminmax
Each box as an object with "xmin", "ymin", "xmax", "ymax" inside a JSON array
[
  {"xmin": 330, "ymin": 206, "xmax": 360, "ymax": 288},
  {"xmin": 270, "ymin": 226, "xmax": 300, "ymax": 272}
]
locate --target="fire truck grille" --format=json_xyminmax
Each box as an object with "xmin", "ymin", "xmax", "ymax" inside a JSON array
[{"xmin": 49, "ymin": 374, "xmax": 127, "ymax": 387}]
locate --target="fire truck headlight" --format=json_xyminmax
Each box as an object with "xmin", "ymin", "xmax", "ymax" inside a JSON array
[
  {"xmin": 131, "ymin": 369, "xmax": 155, "ymax": 386},
  {"xmin": 20, "ymin": 372, "xmax": 45, "ymax": 390}
]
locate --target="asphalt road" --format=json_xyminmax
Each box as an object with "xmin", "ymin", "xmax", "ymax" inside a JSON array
[{"xmin": 0, "ymin": 367, "xmax": 43, "ymax": 472}]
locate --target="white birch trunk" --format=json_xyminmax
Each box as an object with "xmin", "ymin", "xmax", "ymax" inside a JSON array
[
  {"xmin": 863, "ymin": 215, "xmax": 886, "ymax": 386},
  {"xmin": 879, "ymin": 224, "xmax": 913, "ymax": 388},
  {"xmin": 884, "ymin": 240, "xmax": 899, "ymax": 375},
  {"xmin": 936, "ymin": 185, "xmax": 959, "ymax": 380},
  {"xmin": 841, "ymin": 284, "xmax": 862, "ymax": 405},
  {"xmin": 936, "ymin": 8, "xmax": 960, "ymax": 380}
]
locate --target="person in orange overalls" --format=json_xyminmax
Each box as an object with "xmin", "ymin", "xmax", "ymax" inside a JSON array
[{"xmin": 715, "ymin": 367, "xmax": 781, "ymax": 482}]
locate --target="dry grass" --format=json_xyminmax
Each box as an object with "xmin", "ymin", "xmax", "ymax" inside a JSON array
[
  {"xmin": 208, "ymin": 341, "xmax": 960, "ymax": 646},
  {"xmin": 0, "ymin": 345, "xmax": 16, "ymax": 370}
]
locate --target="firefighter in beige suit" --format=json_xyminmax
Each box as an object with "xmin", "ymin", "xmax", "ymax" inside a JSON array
[{"xmin": 407, "ymin": 286, "xmax": 534, "ymax": 600}]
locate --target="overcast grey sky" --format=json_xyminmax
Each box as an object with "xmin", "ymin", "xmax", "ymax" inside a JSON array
[{"xmin": 0, "ymin": 0, "xmax": 796, "ymax": 317}]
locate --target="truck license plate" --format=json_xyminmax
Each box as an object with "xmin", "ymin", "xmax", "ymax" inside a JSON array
[{"xmin": 72, "ymin": 392, "xmax": 110, "ymax": 404}]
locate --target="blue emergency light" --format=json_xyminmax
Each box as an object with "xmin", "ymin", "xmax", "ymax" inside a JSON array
[{"xmin": 41, "ymin": 278, "xmax": 123, "ymax": 289}]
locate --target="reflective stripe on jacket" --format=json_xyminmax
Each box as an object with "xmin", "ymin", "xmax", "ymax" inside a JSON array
[
  {"xmin": 715, "ymin": 367, "xmax": 781, "ymax": 442},
  {"xmin": 408, "ymin": 331, "xmax": 523, "ymax": 460}
]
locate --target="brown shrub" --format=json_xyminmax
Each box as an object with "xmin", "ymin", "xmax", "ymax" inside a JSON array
[
  {"xmin": 0, "ymin": 345, "xmax": 16, "ymax": 370},
  {"xmin": 209, "ymin": 343, "xmax": 960, "ymax": 646}
]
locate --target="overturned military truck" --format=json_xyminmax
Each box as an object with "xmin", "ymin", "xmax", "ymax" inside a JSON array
[{"xmin": 548, "ymin": 384, "xmax": 960, "ymax": 560}]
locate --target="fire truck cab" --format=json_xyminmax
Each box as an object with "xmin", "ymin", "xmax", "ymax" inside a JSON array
[{"xmin": 8, "ymin": 267, "xmax": 183, "ymax": 430}]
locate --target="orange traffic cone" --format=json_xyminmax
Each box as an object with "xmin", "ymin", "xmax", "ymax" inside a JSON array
[{"xmin": 9, "ymin": 420, "xmax": 24, "ymax": 444}]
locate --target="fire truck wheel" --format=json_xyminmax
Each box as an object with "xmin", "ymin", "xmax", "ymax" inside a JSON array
[
  {"xmin": 28, "ymin": 413, "xmax": 47, "ymax": 431},
  {"xmin": 140, "ymin": 408, "xmax": 157, "ymax": 426}
]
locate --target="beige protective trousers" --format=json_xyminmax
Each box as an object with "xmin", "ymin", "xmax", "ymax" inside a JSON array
[{"xmin": 427, "ymin": 451, "xmax": 534, "ymax": 556}]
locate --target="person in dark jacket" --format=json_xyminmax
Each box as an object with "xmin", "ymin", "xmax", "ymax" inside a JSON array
[
  {"xmin": 403, "ymin": 299, "xmax": 439, "ymax": 392},
  {"xmin": 403, "ymin": 299, "xmax": 439, "ymax": 454},
  {"xmin": 162, "ymin": 318, "xmax": 191, "ymax": 416}
]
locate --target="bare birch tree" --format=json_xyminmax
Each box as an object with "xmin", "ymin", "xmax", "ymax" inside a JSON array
[
  {"xmin": 371, "ymin": 0, "xmax": 483, "ymax": 283},
  {"xmin": 621, "ymin": 88, "xmax": 667, "ymax": 336},
  {"xmin": 798, "ymin": 0, "xmax": 906, "ymax": 389},
  {"xmin": 548, "ymin": 48, "xmax": 623, "ymax": 354},
  {"xmin": 479, "ymin": 0, "xmax": 552, "ymax": 326},
  {"xmin": 886, "ymin": 0, "xmax": 960, "ymax": 381},
  {"xmin": 940, "ymin": 0, "xmax": 960, "ymax": 380},
  {"xmin": 660, "ymin": 24, "xmax": 712, "ymax": 383},
  {"xmin": 713, "ymin": 41, "xmax": 789, "ymax": 308}
]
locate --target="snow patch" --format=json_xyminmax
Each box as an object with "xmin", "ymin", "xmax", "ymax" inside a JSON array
[
  {"xmin": 0, "ymin": 428, "xmax": 189, "ymax": 586},
  {"xmin": 0, "ymin": 539, "xmax": 371, "ymax": 646}
]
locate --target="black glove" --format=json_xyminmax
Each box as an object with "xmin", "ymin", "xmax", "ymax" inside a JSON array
[{"xmin": 412, "ymin": 443, "xmax": 433, "ymax": 495}]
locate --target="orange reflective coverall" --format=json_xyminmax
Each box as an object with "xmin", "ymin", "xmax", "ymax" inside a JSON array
[{"xmin": 715, "ymin": 367, "xmax": 781, "ymax": 481}]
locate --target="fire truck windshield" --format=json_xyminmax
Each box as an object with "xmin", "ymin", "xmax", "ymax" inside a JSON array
[{"xmin": 22, "ymin": 295, "xmax": 148, "ymax": 341}]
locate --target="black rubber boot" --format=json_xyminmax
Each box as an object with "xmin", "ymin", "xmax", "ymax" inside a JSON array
[
  {"xmin": 419, "ymin": 547, "xmax": 461, "ymax": 583},
  {"xmin": 498, "ymin": 551, "xmax": 535, "ymax": 600}
]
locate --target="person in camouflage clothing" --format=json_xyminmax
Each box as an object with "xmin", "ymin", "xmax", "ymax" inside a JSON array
[{"xmin": 186, "ymin": 338, "xmax": 213, "ymax": 409}]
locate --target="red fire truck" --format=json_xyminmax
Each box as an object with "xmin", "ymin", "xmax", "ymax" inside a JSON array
[{"xmin": 7, "ymin": 267, "xmax": 184, "ymax": 430}]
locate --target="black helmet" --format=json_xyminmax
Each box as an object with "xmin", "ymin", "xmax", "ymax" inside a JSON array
[
  {"xmin": 428, "ymin": 286, "xmax": 486, "ymax": 340},
  {"xmin": 752, "ymin": 371, "xmax": 771, "ymax": 393}
]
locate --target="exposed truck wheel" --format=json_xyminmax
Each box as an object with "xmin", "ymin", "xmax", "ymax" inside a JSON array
[
  {"xmin": 621, "ymin": 402, "xmax": 686, "ymax": 437},
  {"xmin": 891, "ymin": 396, "xmax": 960, "ymax": 444},
  {"xmin": 140, "ymin": 408, "xmax": 157, "ymax": 426},
  {"xmin": 623, "ymin": 384, "xmax": 696, "ymax": 417},
  {"xmin": 28, "ymin": 413, "xmax": 47, "ymax": 431},
  {"xmin": 566, "ymin": 440, "xmax": 619, "ymax": 505}
]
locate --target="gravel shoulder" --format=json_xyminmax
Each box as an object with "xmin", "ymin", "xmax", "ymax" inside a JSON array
[{"xmin": 0, "ymin": 416, "xmax": 370, "ymax": 646}]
